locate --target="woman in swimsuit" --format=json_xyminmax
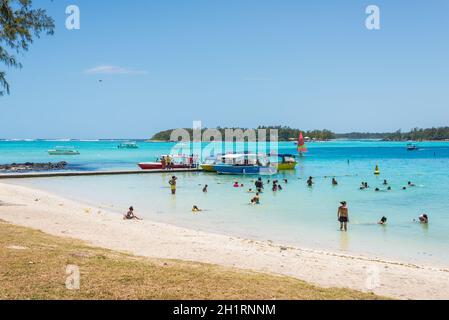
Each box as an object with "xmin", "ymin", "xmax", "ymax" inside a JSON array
[{"xmin": 338, "ymin": 201, "xmax": 349, "ymax": 231}]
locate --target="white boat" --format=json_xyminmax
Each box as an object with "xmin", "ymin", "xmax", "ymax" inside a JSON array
[
  {"xmin": 118, "ymin": 142, "xmax": 139, "ymax": 149},
  {"xmin": 48, "ymin": 147, "xmax": 80, "ymax": 155}
]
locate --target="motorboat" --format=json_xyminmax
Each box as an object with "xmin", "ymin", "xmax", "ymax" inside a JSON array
[
  {"xmin": 48, "ymin": 147, "xmax": 80, "ymax": 155},
  {"xmin": 138, "ymin": 154, "xmax": 196, "ymax": 170},
  {"xmin": 213, "ymin": 153, "xmax": 277, "ymax": 175}
]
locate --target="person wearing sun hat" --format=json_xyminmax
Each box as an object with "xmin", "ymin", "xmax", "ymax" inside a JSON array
[{"xmin": 338, "ymin": 201, "xmax": 349, "ymax": 231}]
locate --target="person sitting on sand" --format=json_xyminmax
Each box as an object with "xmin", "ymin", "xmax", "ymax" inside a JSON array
[
  {"xmin": 192, "ymin": 205, "xmax": 202, "ymax": 213},
  {"xmin": 202, "ymin": 185, "xmax": 208, "ymax": 193},
  {"xmin": 337, "ymin": 201, "xmax": 349, "ymax": 231},
  {"xmin": 418, "ymin": 214, "xmax": 429, "ymax": 224},
  {"xmin": 332, "ymin": 177, "xmax": 338, "ymax": 186},
  {"xmin": 378, "ymin": 216, "xmax": 388, "ymax": 225},
  {"xmin": 124, "ymin": 206, "xmax": 142, "ymax": 220}
]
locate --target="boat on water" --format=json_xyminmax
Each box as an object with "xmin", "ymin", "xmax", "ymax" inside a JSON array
[
  {"xmin": 138, "ymin": 154, "xmax": 196, "ymax": 170},
  {"xmin": 213, "ymin": 153, "xmax": 277, "ymax": 175},
  {"xmin": 297, "ymin": 132, "xmax": 308, "ymax": 157},
  {"xmin": 118, "ymin": 142, "xmax": 139, "ymax": 149},
  {"xmin": 48, "ymin": 147, "xmax": 80, "ymax": 155},
  {"xmin": 200, "ymin": 155, "xmax": 222, "ymax": 172},
  {"xmin": 274, "ymin": 154, "xmax": 297, "ymax": 170},
  {"xmin": 407, "ymin": 143, "xmax": 419, "ymax": 151}
]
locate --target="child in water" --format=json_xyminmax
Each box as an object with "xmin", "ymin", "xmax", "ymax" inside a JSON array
[
  {"xmin": 250, "ymin": 193, "xmax": 260, "ymax": 204},
  {"xmin": 378, "ymin": 216, "xmax": 388, "ymax": 225},
  {"xmin": 417, "ymin": 214, "xmax": 429, "ymax": 224}
]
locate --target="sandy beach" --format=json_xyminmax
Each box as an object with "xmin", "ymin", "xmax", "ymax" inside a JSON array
[{"xmin": 1, "ymin": 181, "xmax": 448, "ymax": 300}]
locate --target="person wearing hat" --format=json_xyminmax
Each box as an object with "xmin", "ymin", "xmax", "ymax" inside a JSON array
[
  {"xmin": 338, "ymin": 201, "xmax": 349, "ymax": 231},
  {"xmin": 169, "ymin": 176, "xmax": 177, "ymax": 195}
]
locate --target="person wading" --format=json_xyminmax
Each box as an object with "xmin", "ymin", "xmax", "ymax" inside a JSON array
[{"xmin": 338, "ymin": 201, "xmax": 349, "ymax": 231}]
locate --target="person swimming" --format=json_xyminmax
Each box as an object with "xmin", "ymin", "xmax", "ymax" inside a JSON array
[
  {"xmin": 408, "ymin": 181, "xmax": 415, "ymax": 187},
  {"xmin": 378, "ymin": 216, "xmax": 388, "ymax": 225},
  {"xmin": 247, "ymin": 188, "xmax": 254, "ymax": 193},
  {"xmin": 123, "ymin": 206, "xmax": 142, "ymax": 220},
  {"xmin": 251, "ymin": 193, "xmax": 260, "ymax": 204},
  {"xmin": 375, "ymin": 188, "xmax": 380, "ymax": 192},
  {"xmin": 387, "ymin": 186, "xmax": 392, "ymax": 191},
  {"xmin": 418, "ymin": 214, "xmax": 429, "ymax": 224},
  {"xmin": 192, "ymin": 205, "xmax": 202, "ymax": 212},
  {"xmin": 307, "ymin": 176, "xmax": 313, "ymax": 187}
]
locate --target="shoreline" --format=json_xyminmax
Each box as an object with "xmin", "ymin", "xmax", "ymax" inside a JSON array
[{"xmin": 1, "ymin": 182, "xmax": 449, "ymax": 299}]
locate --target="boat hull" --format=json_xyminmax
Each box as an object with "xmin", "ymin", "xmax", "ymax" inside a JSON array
[
  {"xmin": 200, "ymin": 164, "xmax": 216, "ymax": 172},
  {"xmin": 48, "ymin": 151, "xmax": 80, "ymax": 155},
  {"xmin": 213, "ymin": 165, "xmax": 277, "ymax": 175},
  {"xmin": 276, "ymin": 162, "xmax": 297, "ymax": 170},
  {"xmin": 138, "ymin": 162, "xmax": 191, "ymax": 170}
]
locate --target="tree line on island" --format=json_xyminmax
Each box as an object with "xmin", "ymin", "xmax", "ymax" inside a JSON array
[{"xmin": 150, "ymin": 126, "xmax": 449, "ymax": 142}]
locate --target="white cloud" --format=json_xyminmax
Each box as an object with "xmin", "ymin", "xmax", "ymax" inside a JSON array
[{"xmin": 84, "ymin": 65, "xmax": 148, "ymax": 75}]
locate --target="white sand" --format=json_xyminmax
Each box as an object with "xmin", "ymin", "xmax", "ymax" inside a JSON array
[{"xmin": 1, "ymin": 181, "xmax": 448, "ymax": 300}]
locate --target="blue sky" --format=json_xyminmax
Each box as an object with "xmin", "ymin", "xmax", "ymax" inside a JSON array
[{"xmin": 1, "ymin": 0, "xmax": 448, "ymax": 138}]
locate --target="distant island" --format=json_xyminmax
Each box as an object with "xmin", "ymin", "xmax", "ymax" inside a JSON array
[{"xmin": 150, "ymin": 126, "xmax": 449, "ymax": 142}]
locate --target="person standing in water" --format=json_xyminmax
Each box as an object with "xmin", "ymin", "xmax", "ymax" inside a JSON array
[
  {"xmin": 202, "ymin": 185, "xmax": 208, "ymax": 193},
  {"xmin": 332, "ymin": 177, "xmax": 338, "ymax": 186},
  {"xmin": 307, "ymin": 176, "xmax": 313, "ymax": 187},
  {"xmin": 169, "ymin": 176, "xmax": 177, "ymax": 195},
  {"xmin": 255, "ymin": 178, "xmax": 264, "ymax": 193},
  {"xmin": 338, "ymin": 201, "xmax": 349, "ymax": 231}
]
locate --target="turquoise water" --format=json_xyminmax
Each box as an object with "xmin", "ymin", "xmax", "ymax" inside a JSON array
[{"xmin": 2, "ymin": 140, "xmax": 449, "ymax": 266}]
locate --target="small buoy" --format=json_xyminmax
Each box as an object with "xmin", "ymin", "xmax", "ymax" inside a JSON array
[{"xmin": 374, "ymin": 165, "xmax": 380, "ymax": 175}]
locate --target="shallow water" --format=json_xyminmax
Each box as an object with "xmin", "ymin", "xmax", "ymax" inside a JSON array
[{"xmin": 2, "ymin": 140, "xmax": 449, "ymax": 266}]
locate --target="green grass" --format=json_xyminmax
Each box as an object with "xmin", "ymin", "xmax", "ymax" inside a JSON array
[{"xmin": 0, "ymin": 220, "xmax": 385, "ymax": 300}]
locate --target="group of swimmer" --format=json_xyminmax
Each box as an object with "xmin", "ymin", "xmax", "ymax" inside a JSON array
[
  {"xmin": 123, "ymin": 174, "xmax": 430, "ymax": 231},
  {"xmin": 358, "ymin": 179, "xmax": 417, "ymax": 192},
  {"xmin": 337, "ymin": 201, "xmax": 429, "ymax": 232}
]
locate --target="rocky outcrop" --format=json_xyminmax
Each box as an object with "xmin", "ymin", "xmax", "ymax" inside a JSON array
[{"xmin": 0, "ymin": 162, "xmax": 68, "ymax": 172}]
